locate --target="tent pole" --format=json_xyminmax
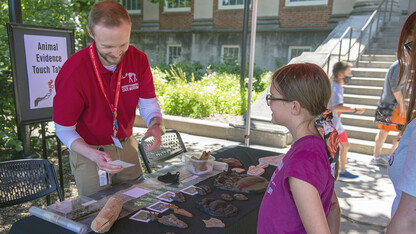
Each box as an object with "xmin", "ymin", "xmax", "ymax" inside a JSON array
[
  {"xmin": 244, "ymin": 0, "xmax": 258, "ymax": 147},
  {"xmin": 240, "ymin": 0, "xmax": 250, "ymax": 113}
]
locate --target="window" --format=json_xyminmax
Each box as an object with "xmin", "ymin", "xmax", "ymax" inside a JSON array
[
  {"xmin": 218, "ymin": 0, "xmax": 249, "ymax": 10},
  {"xmin": 221, "ymin": 45, "xmax": 240, "ymax": 63},
  {"xmin": 288, "ymin": 46, "xmax": 312, "ymax": 62},
  {"xmin": 285, "ymin": 0, "xmax": 328, "ymax": 7},
  {"xmin": 121, "ymin": 0, "xmax": 141, "ymax": 14},
  {"xmin": 167, "ymin": 45, "xmax": 182, "ymax": 64},
  {"xmin": 164, "ymin": 0, "xmax": 191, "ymax": 12}
]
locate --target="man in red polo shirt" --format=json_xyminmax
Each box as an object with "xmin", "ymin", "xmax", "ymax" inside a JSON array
[{"xmin": 53, "ymin": 1, "xmax": 164, "ymax": 196}]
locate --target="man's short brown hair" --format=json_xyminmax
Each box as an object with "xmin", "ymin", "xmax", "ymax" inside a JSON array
[{"xmin": 88, "ymin": 1, "xmax": 131, "ymax": 35}]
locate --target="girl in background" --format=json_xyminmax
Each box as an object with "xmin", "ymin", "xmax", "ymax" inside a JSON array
[
  {"xmin": 331, "ymin": 61, "xmax": 365, "ymax": 179},
  {"xmin": 258, "ymin": 63, "xmax": 340, "ymax": 233},
  {"xmin": 387, "ymin": 11, "xmax": 416, "ymax": 233}
]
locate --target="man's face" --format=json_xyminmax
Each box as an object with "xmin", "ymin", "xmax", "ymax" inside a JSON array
[{"xmin": 88, "ymin": 21, "xmax": 131, "ymax": 66}]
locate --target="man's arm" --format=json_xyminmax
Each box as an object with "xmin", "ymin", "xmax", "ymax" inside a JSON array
[
  {"xmin": 70, "ymin": 138, "xmax": 123, "ymax": 174},
  {"xmin": 55, "ymin": 123, "xmax": 122, "ymax": 174},
  {"xmin": 144, "ymin": 116, "xmax": 164, "ymax": 151},
  {"xmin": 138, "ymin": 98, "xmax": 164, "ymax": 151}
]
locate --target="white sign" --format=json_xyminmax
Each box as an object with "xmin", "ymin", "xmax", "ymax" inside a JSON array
[{"xmin": 24, "ymin": 35, "xmax": 67, "ymax": 109}]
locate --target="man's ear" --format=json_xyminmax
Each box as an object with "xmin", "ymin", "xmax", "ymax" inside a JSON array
[{"xmin": 87, "ymin": 26, "xmax": 94, "ymax": 39}]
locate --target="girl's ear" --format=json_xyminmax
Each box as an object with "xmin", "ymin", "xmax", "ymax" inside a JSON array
[{"xmin": 291, "ymin": 100, "xmax": 302, "ymax": 115}]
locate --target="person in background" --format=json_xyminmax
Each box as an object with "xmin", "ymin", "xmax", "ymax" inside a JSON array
[
  {"xmin": 53, "ymin": 1, "xmax": 165, "ymax": 196},
  {"xmin": 386, "ymin": 11, "xmax": 416, "ymax": 234},
  {"xmin": 330, "ymin": 61, "xmax": 365, "ymax": 180},
  {"xmin": 258, "ymin": 63, "xmax": 340, "ymax": 234},
  {"xmin": 371, "ymin": 59, "xmax": 407, "ymax": 167}
]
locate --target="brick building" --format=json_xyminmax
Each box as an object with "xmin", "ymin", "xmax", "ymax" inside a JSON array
[{"xmin": 120, "ymin": 0, "xmax": 396, "ymax": 71}]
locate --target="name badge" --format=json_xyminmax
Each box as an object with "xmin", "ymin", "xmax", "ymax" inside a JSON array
[
  {"xmin": 112, "ymin": 136, "xmax": 123, "ymax": 149},
  {"xmin": 98, "ymin": 169, "xmax": 111, "ymax": 186}
]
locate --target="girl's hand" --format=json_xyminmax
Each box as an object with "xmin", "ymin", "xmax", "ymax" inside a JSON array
[{"xmin": 354, "ymin": 107, "xmax": 365, "ymax": 114}]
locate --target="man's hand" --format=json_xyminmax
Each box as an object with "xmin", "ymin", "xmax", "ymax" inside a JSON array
[
  {"xmin": 144, "ymin": 124, "xmax": 163, "ymax": 151},
  {"xmin": 70, "ymin": 138, "xmax": 123, "ymax": 174},
  {"xmin": 92, "ymin": 150, "xmax": 123, "ymax": 174}
]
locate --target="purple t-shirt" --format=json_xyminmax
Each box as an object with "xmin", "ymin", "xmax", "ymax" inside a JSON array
[{"xmin": 258, "ymin": 135, "xmax": 335, "ymax": 234}]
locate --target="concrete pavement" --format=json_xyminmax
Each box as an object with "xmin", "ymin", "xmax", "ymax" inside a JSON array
[{"xmin": 133, "ymin": 125, "xmax": 394, "ymax": 234}]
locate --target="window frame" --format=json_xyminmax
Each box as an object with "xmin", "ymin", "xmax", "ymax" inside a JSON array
[
  {"xmin": 288, "ymin": 46, "xmax": 312, "ymax": 62},
  {"xmin": 285, "ymin": 0, "xmax": 328, "ymax": 7},
  {"xmin": 120, "ymin": 0, "xmax": 142, "ymax": 14},
  {"xmin": 218, "ymin": 0, "xmax": 247, "ymax": 10},
  {"xmin": 221, "ymin": 45, "xmax": 240, "ymax": 63},
  {"xmin": 166, "ymin": 44, "xmax": 183, "ymax": 64},
  {"xmin": 164, "ymin": 0, "xmax": 191, "ymax": 13}
]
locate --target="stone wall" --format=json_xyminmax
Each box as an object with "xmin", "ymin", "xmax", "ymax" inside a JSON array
[{"xmin": 130, "ymin": 29, "xmax": 330, "ymax": 71}]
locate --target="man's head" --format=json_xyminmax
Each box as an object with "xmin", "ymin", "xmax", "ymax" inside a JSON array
[
  {"xmin": 88, "ymin": 1, "xmax": 131, "ymax": 36},
  {"xmin": 87, "ymin": 1, "xmax": 132, "ymax": 66}
]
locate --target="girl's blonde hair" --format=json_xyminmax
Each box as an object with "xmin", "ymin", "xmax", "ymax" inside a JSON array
[{"xmin": 271, "ymin": 63, "xmax": 331, "ymax": 117}]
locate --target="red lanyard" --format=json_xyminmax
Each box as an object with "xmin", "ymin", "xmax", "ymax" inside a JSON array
[{"xmin": 89, "ymin": 44, "xmax": 122, "ymax": 137}]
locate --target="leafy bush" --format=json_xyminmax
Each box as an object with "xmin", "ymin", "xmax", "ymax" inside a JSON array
[
  {"xmin": 209, "ymin": 59, "xmax": 241, "ymax": 75},
  {"xmin": 0, "ymin": 1, "xmax": 93, "ymax": 160},
  {"xmin": 209, "ymin": 60, "xmax": 269, "ymax": 92},
  {"xmin": 154, "ymin": 69, "xmax": 272, "ymax": 118},
  {"xmin": 156, "ymin": 60, "xmax": 205, "ymax": 82}
]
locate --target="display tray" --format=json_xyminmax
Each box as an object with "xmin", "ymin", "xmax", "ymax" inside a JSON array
[{"xmin": 46, "ymin": 196, "xmax": 100, "ymax": 220}]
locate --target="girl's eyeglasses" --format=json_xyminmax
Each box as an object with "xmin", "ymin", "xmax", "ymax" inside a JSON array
[
  {"xmin": 405, "ymin": 41, "xmax": 412, "ymax": 54},
  {"xmin": 266, "ymin": 94, "xmax": 290, "ymax": 106}
]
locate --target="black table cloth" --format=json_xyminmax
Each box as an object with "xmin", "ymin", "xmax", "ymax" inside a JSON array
[{"xmin": 10, "ymin": 145, "xmax": 279, "ymax": 234}]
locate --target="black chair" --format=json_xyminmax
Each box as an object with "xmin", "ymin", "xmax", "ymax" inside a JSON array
[
  {"xmin": 0, "ymin": 159, "xmax": 63, "ymax": 208},
  {"xmin": 138, "ymin": 129, "xmax": 187, "ymax": 173}
]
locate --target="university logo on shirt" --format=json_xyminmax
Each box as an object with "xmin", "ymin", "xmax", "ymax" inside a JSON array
[{"xmin": 122, "ymin": 72, "xmax": 139, "ymax": 92}]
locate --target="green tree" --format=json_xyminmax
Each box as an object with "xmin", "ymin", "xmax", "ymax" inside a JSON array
[{"xmin": 0, "ymin": 1, "xmax": 93, "ymax": 160}]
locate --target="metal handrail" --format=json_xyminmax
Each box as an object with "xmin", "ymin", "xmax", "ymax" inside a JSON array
[
  {"xmin": 324, "ymin": 26, "xmax": 354, "ymax": 73},
  {"xmin": 322, "ymin": 0, "xmax": 394, "ymax": 73},
  {"xmin": 357, "ymin": 0, "xmax": 391, "ymax": 63}
]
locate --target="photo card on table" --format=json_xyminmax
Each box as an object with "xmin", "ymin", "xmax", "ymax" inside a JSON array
[
  {"xmin": 180, "ymin": 185, "xmax": 199, "ymax": 196},
  {"xmin": 156, "ymin": 191, "xmax": 175, "ymax": 202},
  {"xmin": 146, "ymin": 201, "xmax": 169, "ymax": 213},
  {"xmin": 129, "ymin": 210, "xmax": 154, "ymax": 223}
]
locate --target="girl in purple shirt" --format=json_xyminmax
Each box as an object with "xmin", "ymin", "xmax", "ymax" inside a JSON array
[{"xmin": 258, "ymin": 63, "xmax": 340, "ymax": 233}]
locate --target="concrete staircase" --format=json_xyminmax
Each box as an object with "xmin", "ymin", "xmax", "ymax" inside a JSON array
[{"xmin": 343, "ymin": 19, "xmax": 406, "ymax": 155}]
